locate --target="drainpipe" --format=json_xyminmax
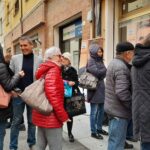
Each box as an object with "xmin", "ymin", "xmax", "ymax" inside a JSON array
[{"xmin": 20, "ymin": 0, "xmax": 23, "ymax": 34}]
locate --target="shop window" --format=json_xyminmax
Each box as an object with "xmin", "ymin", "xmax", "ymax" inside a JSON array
[
  {"xmin": 119, "ymin": 13, "xmax": 150, "ymax": 45},
  {"xmin": 121, "ymin": 0, "xmax": 150, "ymax": 15}
]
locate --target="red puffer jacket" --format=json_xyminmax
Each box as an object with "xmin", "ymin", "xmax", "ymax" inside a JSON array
[{"xmin": 32, "ymin": 61, "xmax": 68, "ymax": 128}]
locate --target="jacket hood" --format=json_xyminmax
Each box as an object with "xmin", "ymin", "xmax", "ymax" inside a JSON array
[
  {"xmin": 89, "ymin": 44, "xmax": 102, "ymax": 61},
  {"xmin": 132, "ymin": 44, "xmax": 150, "ymax": 67},
  {"xmin": 37, "ymin": 61, "xmax": 61, "ymax": 78},
  {"xmin": 0, "ymin": 44, "xmax": 5, "ymax": 63}
]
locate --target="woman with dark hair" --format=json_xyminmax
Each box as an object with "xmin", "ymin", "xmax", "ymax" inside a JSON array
[
  {"xmin": 61, "ymin": 52, "xmax": 78, "ymax": 142},
  {"xmin": 0, "ymin": 44, "xmax": 24, "ymax": 150},
  {"xmin": 87, "ymin": 43, "xmax": 108, "ymax": 140}
]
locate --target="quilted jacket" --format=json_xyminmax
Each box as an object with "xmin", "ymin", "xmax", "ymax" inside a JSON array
[
  {"xmin": 132, "ymin": 44, "xmax": 150, "ymax": 142},
  {"xmin": 104, "ymin": 57, "xmax": 132, "ymax": 119},
  {"xmin": 0, "ymin": 45, "xmax": 21, "ymax": 121},
  {"xmin": 32, "ymin": 61, "xmax": 68, "ymax": 128}
]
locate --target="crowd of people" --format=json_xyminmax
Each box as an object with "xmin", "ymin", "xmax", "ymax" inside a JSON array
[{"xmin": 0, "ymin": 33, "xmax": 150, "ymax": 150}]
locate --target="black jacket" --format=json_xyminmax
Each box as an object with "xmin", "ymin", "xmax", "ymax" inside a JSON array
[
  {"xmin": 0, "ymin": 44, "xmax": 21, "ymax": 121},
  {"xmin": 132, "ymin": 44, "xmax": 150, "ymax": 142},
  {"xmin": 62, "ymin": 66, "xmax": 78, "ymax": 96}
]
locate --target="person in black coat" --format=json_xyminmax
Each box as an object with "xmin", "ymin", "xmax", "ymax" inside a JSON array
[
  {"xmin": 61, "ymin": 52, "xmax": 78, "ymax": 143},
  {"xmin": 87, "ymin": 43, "xmax": 108, "ymax": 140},
  {"xmin": 132, "ymin": 33, "xmax": 150, "ymax": 150},
  {"xmin": 0, "ymin": 44, "xmax": 24, "ymax": 150}
]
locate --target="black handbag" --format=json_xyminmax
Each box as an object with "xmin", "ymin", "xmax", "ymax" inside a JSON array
[{"xmin": 65, "ymin": 88, "xmax": 86, "ymax": 117}]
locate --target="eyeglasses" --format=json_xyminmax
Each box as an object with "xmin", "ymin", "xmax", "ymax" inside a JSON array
[{"xmin": 55, "ymin": 54, "xmax": 62, "ymax": 58}]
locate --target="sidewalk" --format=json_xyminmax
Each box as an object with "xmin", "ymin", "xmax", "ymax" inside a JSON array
[
  {"xmin": 64, "ymin": 114, "xmax": 140, "ymax": 150},
  {"xmin": 4, "ymin": 103, "xmax": 140, "ymax": 150}
]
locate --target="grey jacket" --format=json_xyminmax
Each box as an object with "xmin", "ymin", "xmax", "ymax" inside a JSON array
[
  {"xmin": 10, "ymin": 54, "xmax": 42, "ymax": 81},
  {"xmin": 104, "ymin": 58, "xmax": 132, "ymax": 119}
]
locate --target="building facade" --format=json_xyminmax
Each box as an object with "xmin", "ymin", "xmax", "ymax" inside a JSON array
[
  {"xmin": 3, "ymin": 0, "xmax": 150, "ymax": 69},
  {"xmin": 0, "ymin": 0, "xmax": 4, "ymax": 48}
]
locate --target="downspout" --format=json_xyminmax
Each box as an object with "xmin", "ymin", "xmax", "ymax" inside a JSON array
[
  {"xmin": 113, "ymin": 0, "xmax": 115, "ymax": 58},
  {"xmin": 43, "ymin": 0, "xmax": 48, "ymax": 55},
  {"xmin": 20, "ymin": 0, "xmax": 23, "ymax": 34}
]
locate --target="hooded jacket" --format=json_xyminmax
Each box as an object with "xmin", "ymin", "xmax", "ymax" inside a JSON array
[
  {"xmin": 32, "ymin": 61, "xmax": 68, "ymax": 128},
  {"xmin": 87, "ymin": 44, "xmax": 106, "ymax": 103},
  {"xmin": 0, "ymin": 44, "xmax": 21, "ymax": 121},
  {"xmin": 132, "ymin": 44, "xmax": 150, "ymax": 142}
]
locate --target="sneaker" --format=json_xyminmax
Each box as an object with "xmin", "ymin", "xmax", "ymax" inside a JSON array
[
  {"xmin": 19, "ymin": 123, "xmax": 26, "ymax": 131},
  {"xmin": 97, "ymin": 129, "xmax": 108, "ymax": 135},
  {"xmin": 91, "ymin": 133, "xmax": 103, "ymax": 139},
  {"xmin": 124, "ymin": 141, "xmax": 134, "ymax": 149},
  {"xmin": 69, "ymin": 134, "xmax": 74, "ymax": 142}
]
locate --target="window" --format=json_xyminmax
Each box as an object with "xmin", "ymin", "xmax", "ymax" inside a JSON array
[
  {"xmin": 0, "ymin": 18, "xmax": 2, "ymax": 35},
  {"xmin": 119, "ymin": 14, "xmax": 150, "ymax": 45},
  {"xmin": 14, "ymin": 0, "xmax": 19, "ymax": 16}
]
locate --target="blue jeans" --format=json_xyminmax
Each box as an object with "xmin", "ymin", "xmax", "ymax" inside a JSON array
[
  {"xmin": 0, "ymin": 122, "xmax": 6, "ymax": 150},
  {"xmin": 141, "ymin": 142, "xmax": 150, "ymax": 150},
  {"xmin": 90, "ymin": 103, "xmax": 104, "ymax": 133},
  {"xmin": 107, "ymin": 118, "xmax": 128, "ymax": 150},
  {"xmin": 9, "ymin": 97, "xmax": 36, "ymax": 150}
]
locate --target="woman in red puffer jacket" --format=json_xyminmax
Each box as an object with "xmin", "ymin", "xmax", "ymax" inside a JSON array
[{"xmin": 32, "ymin": 46, "xmax": 69, "ymax": 150}]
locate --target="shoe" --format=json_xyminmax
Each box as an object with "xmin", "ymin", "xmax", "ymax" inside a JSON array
[
  {"xmin": 126, "ymin": 137, "xmax": 138, "ymax": 142},
  {"xmin": 19, "ymin": 123, "xmax": 26, "ymax": 131},
  {"xmin": 91, "ymin": 133, "xmax": 103, "ymax": 139},
  {"xmin": 124, "ymin": 141, "xmax": 134, "ymax": 149},
  {"xmin": 97, "ymin": 129, "xmax": 108, "ymax": 135},
  {"xmin": 69, "ymin": 134, "xmax": 74, "ymax": 142}
]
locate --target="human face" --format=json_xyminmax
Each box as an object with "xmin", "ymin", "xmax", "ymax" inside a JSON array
[
  {"xmin": 125, "ymin": 50, "xmax": 134, "ymax": 63},
  {"xmin": 97, "ymin": 49, "xmax": 103, "ymax": 57},
  {"xmin": 61, "ymin": 56, "xmax": 70, "ymax": 66},
  {"xmin": 50, "ymin": 54, "xmax": 62, "ymax": 66},
  {"xmin": 19, "ymin": 40, "xmax": 33, "ymax": 55}
]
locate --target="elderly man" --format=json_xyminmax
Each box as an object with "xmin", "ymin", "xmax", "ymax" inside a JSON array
[
  {"xmin": 9, "ymin": 36, "xmax": 42, "ymax": 150},
  {"xmin": 104, "ymin": 42, "xmax": 134, "ymax": 150}
]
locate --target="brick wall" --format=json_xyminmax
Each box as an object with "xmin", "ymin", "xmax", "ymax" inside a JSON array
[{"xmin": 46, "ymin": 0, "xmax": 91, "ymax": 47}]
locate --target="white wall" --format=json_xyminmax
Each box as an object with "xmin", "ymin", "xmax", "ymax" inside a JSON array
[{"xmin": 104, "ymin": 0, "xmax": 119, "ymax": 66}]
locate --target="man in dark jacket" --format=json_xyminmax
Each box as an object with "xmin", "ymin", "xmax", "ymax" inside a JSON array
[
  {"xmin": 132, "ymin": 33, "xmax": 150, "ymax": 150},
  {"xmin": 104, "ymin": 42, "xmax": 134, "ymax": 150}
]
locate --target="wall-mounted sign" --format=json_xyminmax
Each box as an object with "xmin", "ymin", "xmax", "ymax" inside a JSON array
[{"xmin": 63, "ymin": 20, "xmax": 82, "ymax": 41}]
